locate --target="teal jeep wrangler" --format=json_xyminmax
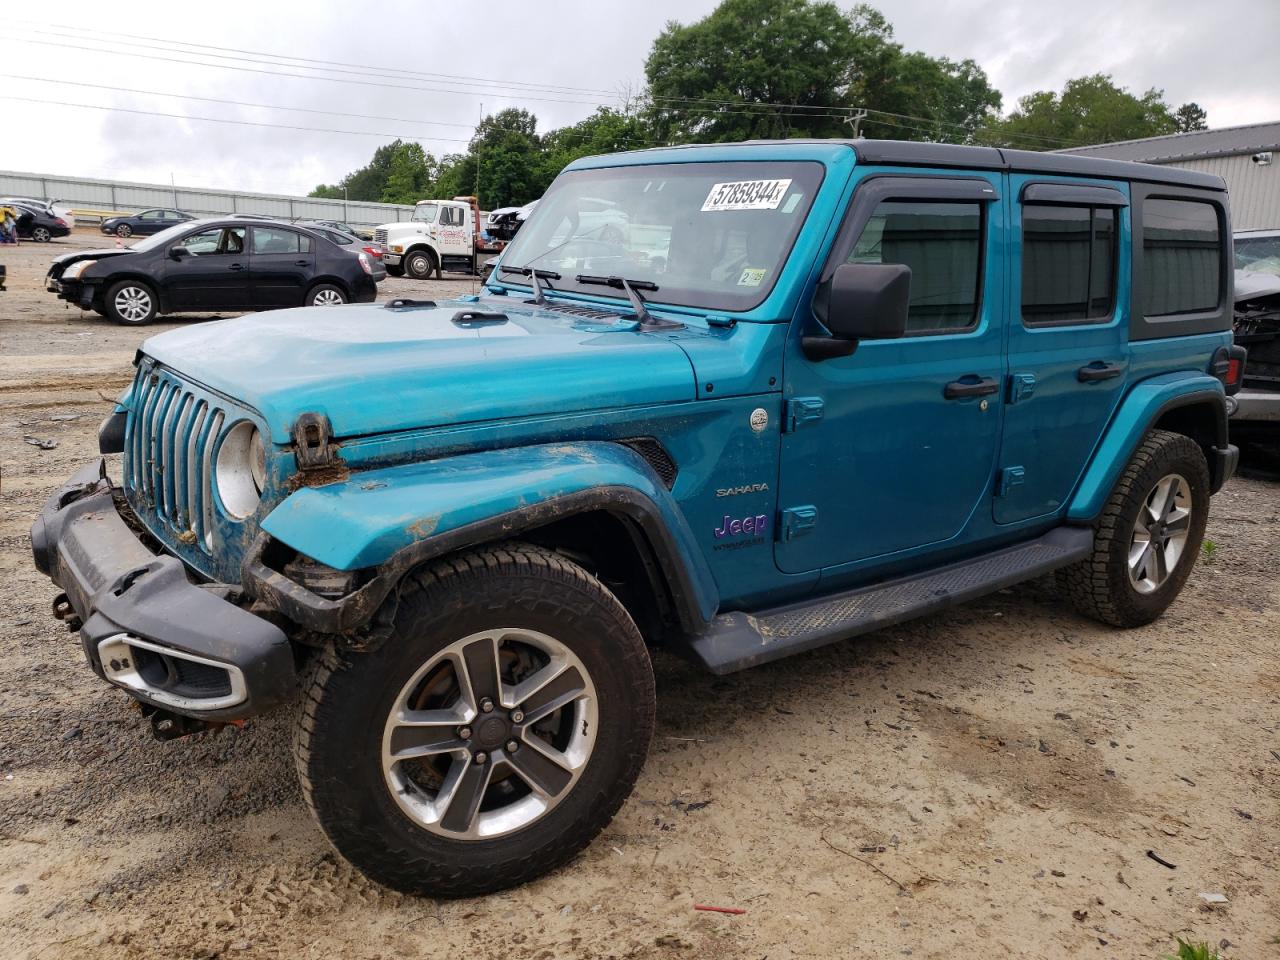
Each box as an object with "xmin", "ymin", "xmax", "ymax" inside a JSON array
[{"xmin": 31, "ymin": 139, "xmax": 1245, "ymax": 896}]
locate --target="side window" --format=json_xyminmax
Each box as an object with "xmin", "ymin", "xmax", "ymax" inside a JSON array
[
  {"xmin": 179, "ymin": 227, "xmax": 244, "ymax": 256},
  {"xmin": 1141, "ymin": 198, "xmax": 1221, "ymax": 316},
  {"xmin": 440, "ymin": 206, "xmax": 465, "ymax": 227},
  {"xmin": 252, "ymin": 227, "xmax": 312, "ymax": 255},
  {"xmin": 139, "ymin": 210, "xmax": 161, "ymax": 221},
  {"xmin": 1021, "ymin": 205, "xmax": 1117, "ymax": 325},
  {"xmin": 847, "ymin": 200, "xmax": 982, "ymax": 333}
]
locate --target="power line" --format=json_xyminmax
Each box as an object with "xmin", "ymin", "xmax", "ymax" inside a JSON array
[
  {"xmin": 0, "ymin": 95, "xmax": 476, "ymax": 143},
  {"xmin": 1, "ymin": 75, "xmax": 480, "ymax": 130}
]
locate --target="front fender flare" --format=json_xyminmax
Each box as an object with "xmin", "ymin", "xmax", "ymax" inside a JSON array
[
  {"xmin": 1067, "ymin": 372, "xmax": 1228, "ymax": 522},
  {"xmin": 245, "ymin": 442, "xmax": 718, "ymax": 635}
]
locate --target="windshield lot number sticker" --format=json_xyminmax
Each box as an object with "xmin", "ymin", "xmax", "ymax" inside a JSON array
[
  {"xmin": 701, "ymin": 178, "xmax": 793, "ymax": 212},
  {"xmin": 738, "ymin": 267, "xmax": 766, "ymax": 286}
]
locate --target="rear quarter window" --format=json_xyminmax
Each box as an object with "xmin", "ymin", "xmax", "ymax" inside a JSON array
[{"xmin": 1140, "ymin": 198, "xmax": 1222, "ymax": 316}]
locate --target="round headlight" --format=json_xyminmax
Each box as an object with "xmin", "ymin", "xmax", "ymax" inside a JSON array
[{"xmin": 215, "ymin": 421, "xmax": 266, "ymax": 519}]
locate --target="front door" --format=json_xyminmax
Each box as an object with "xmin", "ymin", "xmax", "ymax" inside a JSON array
[
  {"xmin": 249, "ymin": 226, "xmax": 316, "ymax": 307},
  {"xmin": 776, "ymin": 172, "xmax": 1007, "ymax": 574},
  {"xmin": 163, "ymin": 226, "xmax": 250, "ymax": 311},
  {"xmin": 995, "ymin": 176, "xmax": 1131, "ymax": 524}
]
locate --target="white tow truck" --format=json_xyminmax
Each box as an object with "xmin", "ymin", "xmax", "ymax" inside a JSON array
[{"xmin": 374, "ymin": 196, "xmax": 505, "ymax": 279}]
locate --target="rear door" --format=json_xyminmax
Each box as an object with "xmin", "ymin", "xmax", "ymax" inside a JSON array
[
  {"xmin": 995, "ymin": 178, "xmax": 1130, "ymax": 524},
  {"xmin": 163, "ymin": 226, "xmax": 250, "ymax": 310},
  {"xmin": 249, "ymin": 226, "xmax": 316, "ymax": 307}
]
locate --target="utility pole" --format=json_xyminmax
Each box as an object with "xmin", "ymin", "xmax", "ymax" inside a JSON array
[{"xmin": 843, "ymin": 109, "xmax": 868, "ymax": 138}]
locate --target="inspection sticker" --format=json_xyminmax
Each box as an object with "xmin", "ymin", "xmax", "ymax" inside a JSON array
[
  {"xmin": 701, "ymin": 178, "xmax": 793, "ymax": 212},
  {"xmin": 737, "ymin": 267, "xmax": 766, "ymax": 286}
]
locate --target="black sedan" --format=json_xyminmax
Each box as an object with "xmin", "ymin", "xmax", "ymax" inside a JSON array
[
  {"xmin": 47, "ymin": 218, "xmax": 381, "ymax": 324},
  {"xmin": 13, "ymin": 203, "xmax": 71, "ymax": 242},
  {"xmin": 101, "ymin": 208, "xmax": 194, "ymax": 238}
]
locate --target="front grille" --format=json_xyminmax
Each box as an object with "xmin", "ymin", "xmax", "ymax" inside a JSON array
[
  {"xmin": 126, "ymin": 363, "xmax": 226, "ymax": 553},
  {"xmin": 374, "ymin": 228, "xmax": 388, "ymax": 245}
]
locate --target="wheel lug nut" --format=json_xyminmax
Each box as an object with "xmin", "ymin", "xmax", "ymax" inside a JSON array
[
  {"xmin": 473, "ymin": 751, "xmax": 487, "ymax": 765},
  {"xmin": 505, "ymin": 739, "xmax": 519, "ymax": 753},
  {"xmin": 510, "ymin": 710, "xmax": 524, "ymax": 723},
  {"xmin": 458, "ymin": 727, "xmax": 472, "ymax": 740},
  {"xmin": 480, "ymin": 698, "xmax": 494, "ymax": 713}
]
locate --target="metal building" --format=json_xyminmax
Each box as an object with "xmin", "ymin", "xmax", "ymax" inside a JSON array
[{"xmin": 1057, "ymin": 121, "xmax": 1280, "ymax": 230}]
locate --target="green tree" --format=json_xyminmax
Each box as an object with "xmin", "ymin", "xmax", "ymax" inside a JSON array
[
  {"xmin": 539, "ymin": 108, "xmax": 656, "ymax": 183},
  {"xmin": 643, "ymin": 0, "xmax": 1000, "ymax": 143},
  {"xmin": 309, "ymin": 140, "xmax": 407, "ymax": 201},
  {"xmin": 380, "ymin": 142, "xmax": 440, "ymax": 204},
  {"xmin": 1173, "ymin": 101, "xmax": 1209, "ymax": 133},
  {"xmin": 981, "ymin": 74, "xmax": 1185, "ymax": 149}
]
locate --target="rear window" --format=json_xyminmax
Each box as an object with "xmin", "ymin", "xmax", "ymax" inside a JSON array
[
  {"xmin": 1141, "ymin": 198, "xmax": 1222, "ymax": 316},
  {"xmin": 1021, "ymin": 205, "xmax": 1117, "ymax": 325}
]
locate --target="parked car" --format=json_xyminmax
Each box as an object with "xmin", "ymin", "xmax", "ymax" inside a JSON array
[
  {"xmin": 1229, "ymin": 265, "xmax": 1280, "ymax": 452},
  {"xmin": 31, "ymin": 139, "xmax": 1243, "ymax": 898},
  {"xmin": 485, "ymin": 199, "xmax": 538, "ymax": 242},
  {"xmin": 11, "ymin": 202, "xmax": 71, "ymax": 242},
  {"xmin": 298, "ymin": 218, "xmax": 374, "ymax": 241},
  {"xmin": 1, "ymin": 196, "xmax": 75, "ymax": 229},
  {"xmin": 45, "ymin": 217, "xmax": 380, "ymax": 323},
  {"xmin": 310, "ymin": 225, "xmax": 385, "ymax": 263},
  {"xmin": 101, "ymin": 208, "xmax": 195, "ymax": 238}
]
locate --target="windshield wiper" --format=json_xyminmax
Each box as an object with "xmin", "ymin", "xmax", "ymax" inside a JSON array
[
  {"xmin": 499, "ymin": 265, "xmax": 561, "ymax": 305},
  {"xmin": 575, "ymin": 274, "xmax": 681, "ymax": 329}
]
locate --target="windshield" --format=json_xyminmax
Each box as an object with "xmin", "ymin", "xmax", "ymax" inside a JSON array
[
  {"xmin": 1235, "ymin": 235, "xmax": 1280, "ymax": 277},
  {"xmin": 130, "ymin": 222, "xmax": 206, "ymax": 252},
  {"xmin": 498, "ymin": 161, "xmax": 824, "ymax": 312},
  {"xmin": 412, "ymin": 203, "xmax": 439, "ymax": 223}
]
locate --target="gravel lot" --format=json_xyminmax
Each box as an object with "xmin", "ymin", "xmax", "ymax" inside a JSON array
[{"xmin": 1, "ymin": 231, "xmax": 1277, "ymax": 960}]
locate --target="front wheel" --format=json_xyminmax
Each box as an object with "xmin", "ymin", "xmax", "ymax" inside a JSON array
[
  {"xmin": 116, "ymin": 224, "xmax": 132, "ymax": 238},
  {"xmin": 104, "ymin": 280, "xmax": 158, "ymax": 325},
  {"xmin": 1057, "ymin": 430, "xmax": 1210, "ymax": 627},
  {"xmin": 294, "ymin": 543, "xmax": 656, "ymax": 896},
  {"xmin": 404, "ymin": 249, "xmax": 437, "ymax": 280}
]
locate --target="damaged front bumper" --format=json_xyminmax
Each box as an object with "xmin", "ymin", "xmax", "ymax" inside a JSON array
[{"xmin": 30, "ymin": 460, "xmax": 297, "ymax": 722}]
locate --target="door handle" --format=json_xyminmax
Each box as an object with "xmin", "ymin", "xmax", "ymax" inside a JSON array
[
  {"xmin": 944, "ymin": 376, "xmax": 999, "ymax": 400},
  {"xmin": 228, "ymin": 262, "xmax": 244, "ymax": 271},
  {"xmin": 294, "ymin": 259, "xmax": 309, "ymax": 267},
  {"xmin": 1077, "ymin": 361, "xmax": 1124, "ymax": 383}
]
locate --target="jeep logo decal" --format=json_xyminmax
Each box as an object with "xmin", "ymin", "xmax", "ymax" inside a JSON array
[{"xmin": 714, "ymin": 514, "xmax": 769, "ymax": 538}]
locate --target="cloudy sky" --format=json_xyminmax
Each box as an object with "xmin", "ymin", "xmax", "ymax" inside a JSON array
[{"xmin": 4, "ymin": 0, "xmax": 1277, "ymax": 197}]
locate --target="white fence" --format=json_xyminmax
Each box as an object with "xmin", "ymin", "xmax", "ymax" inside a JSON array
[{"xmin": 0, "ymin": 170, "xmax": 415, "ymax": 228}]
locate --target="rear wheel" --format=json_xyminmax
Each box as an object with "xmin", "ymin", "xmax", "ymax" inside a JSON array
[
  {"xmin": 404, "ymin": 249, "xmax": 437, "ymax": 280},
  {"xmin": 31, "ymin": 225, "xmax": 51, "ymax": 243},
  {"xmin": 307, "ymin": 283, "xmax": 347, "ymax": 306},
  {"xmin": 115, "ymin": 224, "xmax": 132, "ymax": 238},
  {"xmin": 294, "ymin": 543, "xmax": 655, "ymax": 896},
  {"xmin": 104, "ymin": 280, "xmax": 157, "ymax": 325},
  {"xmin": 1057, "ymin": 430, "xmax": 1210, "ymax": 627}
]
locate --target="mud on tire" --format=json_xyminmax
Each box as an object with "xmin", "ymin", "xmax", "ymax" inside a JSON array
[
  {"xmin": 293, "ymin": 542, "xmax": 656, "ymax": 897},
  {"xmin": 1057, "ymin": 429, "xmax": 1210, "ymax": 628}
]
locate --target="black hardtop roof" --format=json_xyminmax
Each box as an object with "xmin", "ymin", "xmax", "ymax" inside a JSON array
[{"xmin": 668, "ymin": 138, "xmax": 1227, "ymax": 191}]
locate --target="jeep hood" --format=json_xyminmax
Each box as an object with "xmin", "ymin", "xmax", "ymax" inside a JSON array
[{"xmin": 140, "ymin": 299, "xmax": 698, "ymax": 443}]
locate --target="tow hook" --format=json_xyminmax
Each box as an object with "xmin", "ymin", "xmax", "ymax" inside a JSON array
[
  {"xmin": 51, "ymin": 592, "xmax": 82, "ymax": 632},
  {"xmin": 147, "ymin": 709, "xmax": 227, "ymax": 741}
]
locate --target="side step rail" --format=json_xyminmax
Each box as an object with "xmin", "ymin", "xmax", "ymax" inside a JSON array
[{"xmin": 684, "ymin": 526, "xmax": 1094, "ymax": 675}]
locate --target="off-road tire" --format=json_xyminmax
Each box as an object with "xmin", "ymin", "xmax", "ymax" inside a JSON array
[
  {"xmin": 1057, "ymin": 430, "xmax": 1210, "ymax": 627},
  {"xmin": 294, "ymin": 542, "xmax": 656, "ymax": 896},
  {"xmin": 404, "ymin": 249, "xmax": 437, "ymax": 280}
]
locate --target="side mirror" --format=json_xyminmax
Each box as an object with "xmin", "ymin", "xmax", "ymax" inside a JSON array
[
  {"xmin": 168, "ymin": 245, "xmax": 189, "ymax": 261},
  {"xmin": 805, "ymin": 262, "xmax": 911, "ymax": 360}
]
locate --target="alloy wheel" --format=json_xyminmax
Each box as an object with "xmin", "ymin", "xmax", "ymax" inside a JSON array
[
  {"xmin": 381, "ymin": 628, "xmax": 598, "ymax": 840},
  {"xmin": 1128, "ymin": 472, "xmax": 1192, "ymax": 594},
  {"xmin": 113, "ymin": 286, "xmax": 153, "ymax": 323},
  {"xmin": 117, "ymin": 224, "xmax": 132, "ymax": 238},
  {"xmin": 32, "ymin": 226, "xmax": 51, "ymax": 242},
  {"xmin": 312, "ymin": 288, "xmax": 344, "ymax": 306}
]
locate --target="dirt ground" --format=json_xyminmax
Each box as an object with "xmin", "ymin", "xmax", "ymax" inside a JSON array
[{"xmin": 1, "ymin": 230, "xmax": 1277, "ymax": 960}]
